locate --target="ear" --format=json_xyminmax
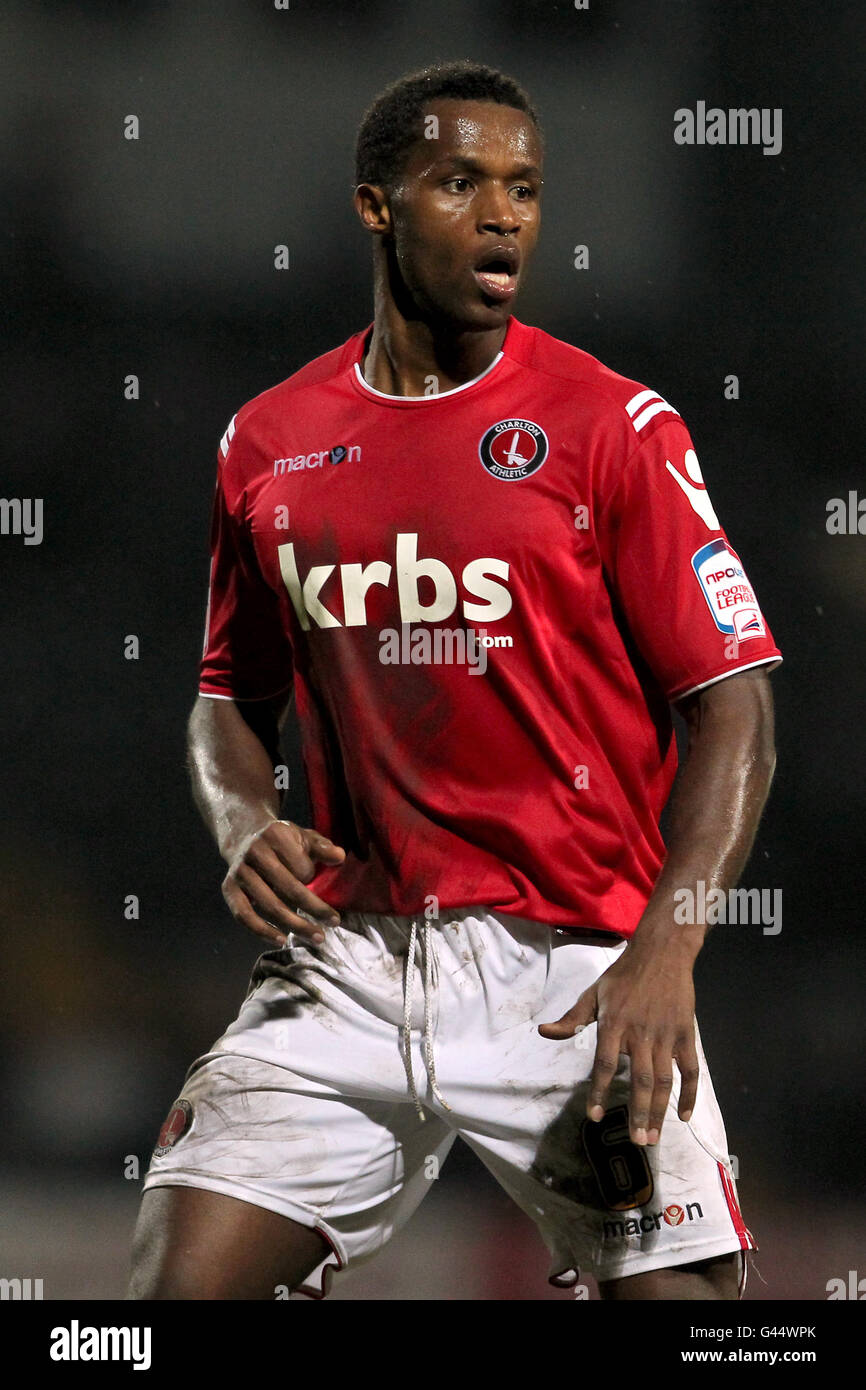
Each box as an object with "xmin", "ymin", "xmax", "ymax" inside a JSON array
[{"xmin": 354, "ymin": 182, "xmax": 392, "ymax": 236}]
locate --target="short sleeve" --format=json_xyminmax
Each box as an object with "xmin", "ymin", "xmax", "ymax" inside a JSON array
[
  {"xmin": 597, "ymin": 415, "xmax": 782, "ymax": 701},
  {"xmin": 198, "ymin": 441, "xmax": 294, "ymax": 702}
]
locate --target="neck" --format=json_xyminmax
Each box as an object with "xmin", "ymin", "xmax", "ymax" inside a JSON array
[{"xmin": 361, "ymin": 269, "xmax": 509, "ymax": 397}]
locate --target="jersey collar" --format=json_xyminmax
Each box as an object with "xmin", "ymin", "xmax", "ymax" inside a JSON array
[{"xmin": 349, "ymin": 318, "xmax": 519, "ymax": 406}]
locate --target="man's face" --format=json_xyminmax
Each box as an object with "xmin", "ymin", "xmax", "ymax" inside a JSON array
[{"xmin": 383, "ymin": 99, "xmax": 543, "ymax": 330}]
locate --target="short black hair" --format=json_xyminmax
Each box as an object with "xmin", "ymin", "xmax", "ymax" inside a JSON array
[{"xmin": 355, "ymin": 60, "xmax": 542, "ymax": 190}]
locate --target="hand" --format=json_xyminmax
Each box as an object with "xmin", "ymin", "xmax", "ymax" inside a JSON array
[
  {"xmin": 221, "ymin": 819, "xmax": 346, "ymax": 947},
  {"xmin": 537, "ymin": 939, "xmax": 700, "ymax": 1146}
]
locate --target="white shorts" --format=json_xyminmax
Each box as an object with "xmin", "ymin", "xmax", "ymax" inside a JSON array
[{"xmin": 143, "ymin": 906, "xmax": 755, "ymax": 1297}]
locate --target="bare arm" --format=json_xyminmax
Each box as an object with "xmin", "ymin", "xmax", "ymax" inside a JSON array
[
  {"xmin": 187, "ymin": 693, "xmax": 345, "ymax": 947},
  {"xmin": 539, "ymin": 665, "xmax": 778, "ymax": 1143}
]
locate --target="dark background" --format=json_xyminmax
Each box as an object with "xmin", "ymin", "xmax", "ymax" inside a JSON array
[{"xmin": 1, "ymin": 0, "xmax": 863, "ymax": 1299}]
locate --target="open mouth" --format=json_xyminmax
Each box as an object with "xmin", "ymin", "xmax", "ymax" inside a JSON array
[{"xmin": 473, "ymin": 250, "xmax": 520, "ymax": 301}]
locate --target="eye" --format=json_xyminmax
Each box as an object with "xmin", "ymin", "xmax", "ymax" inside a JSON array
[
  {"xmin": 444, "ymin": 177, "xmax": 473, "ymax": 192},
  {"xmin": 511, "ymin": 185, "xmax": 536, "ymax": 200}
]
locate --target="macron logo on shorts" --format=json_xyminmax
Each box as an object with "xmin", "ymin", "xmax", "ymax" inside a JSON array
[{"xmin": 603, "ymin": 1201, "xmax": 705, "ymax": 1239}]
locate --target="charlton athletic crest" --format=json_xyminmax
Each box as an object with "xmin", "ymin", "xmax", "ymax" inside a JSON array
[
  {"xmin": 478, "ymin": 418, "xmax": 549, "ymax": 481},
  {"xmin": 152, "ymin": 1098, "xmax": 193, "ymax": 1158}
]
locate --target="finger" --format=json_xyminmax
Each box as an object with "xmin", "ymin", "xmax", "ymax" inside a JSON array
[
  {"xmin": 229, "ymin": 864, "xmax": 331, "ymax": 942},
  {"xmin": 268, "ymin": 821, "xmax": 347, "ymax": 877},
  {"xmin": 675, "ymin": 1032, "xmax": 701, "ymax": 1122},
  {"xmin": 222, "ymin": 882, "xmax": 292, "ymax": 948},
  {"xmin": 586, "ymin": 1022, "xmax": 621, "ymax": 1123},
  {"xmin": 227, "ymin": 884, "xmax": 326, "ymax": 947},
  {"xmin": 646, "ymin": 1045, "xmax": 675, "ymax": 1144},
  {"xmin": 538, "ymin": 986, "xmax": 597, "ymax": 1039},
  {"xmin": 244, "ymin": 840, "xmax": 341, "ymax": 926},
  {"xmin": 300, "ymin": 826, "xmax": 347, "ymax": 863},
  {"xmin": 257, "ymin": 822, "xmax": 323, "ymax": 886},
  {"xmin": 625, "ymin": 1041, "xmax": 655, "ymax": 1145}
]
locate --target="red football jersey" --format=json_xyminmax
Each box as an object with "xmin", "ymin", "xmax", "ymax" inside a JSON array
[{"xmin": 199, "ymin": 316, "xmax": 782, "ymax": 936}]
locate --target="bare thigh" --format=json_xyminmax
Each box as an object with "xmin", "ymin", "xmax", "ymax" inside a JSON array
[
  {"xmin": 598, "ymin": 1251, "xmax": 740, "ymax": 1301},
  {"xmin": 126, "ymin": 1186, "xmax": 331, "ymax": 1300}
]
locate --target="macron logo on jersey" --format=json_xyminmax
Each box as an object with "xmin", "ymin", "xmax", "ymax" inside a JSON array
[
  {"xmin": 274, "ymin": 445, "xmax": 361, "ymax": 476},
  {"xmin": 218, "ymin": 417, "xmax": 360, "ymax": 475},
  {"xmin": 625, "ymin": 389, "xmax": 679, "ymax": 434},
  {"xmin": 277, "ymin": 532, "xmax": 512, "ymax": 631}
]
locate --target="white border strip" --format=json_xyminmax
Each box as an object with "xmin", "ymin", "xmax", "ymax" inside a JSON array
[
  {"xmin": 353, "ymin": 350, "xmax": 503, "ymax": 402},
  {"xmin": 198, "ymin": 682, "xmax": 293, "ymax": 703},
  {"xmin": 676, "ymin": 655, "xmax": 782, "ymax": 700}
]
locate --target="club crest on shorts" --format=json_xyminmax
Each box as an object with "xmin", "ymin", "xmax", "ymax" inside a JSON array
[
  {"xmin": 152, "ymin": 1098, "xmax": 193, "ymax": 1158},
  {"xmin": 478, "ymin": 418, "xmax": 548, "ymax": 481}
]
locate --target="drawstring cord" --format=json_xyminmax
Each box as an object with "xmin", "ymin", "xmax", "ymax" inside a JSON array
[{"xmin": 402, "ymin": 916, "xmax": 452, "ymax": 1122}]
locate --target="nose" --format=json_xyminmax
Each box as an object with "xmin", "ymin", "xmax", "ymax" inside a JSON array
[{"xmin": 478, "ymin": 183, "xmax": 521, "ymax": 236}]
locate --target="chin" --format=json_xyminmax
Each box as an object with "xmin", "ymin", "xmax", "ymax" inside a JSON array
[
  {"xmin": 443, "ymin": 298, "xmax": 514, "ymax": 332},
  {"xmin": 474, "ymin": 303, "xmax": 514, "ymax": 331}
]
